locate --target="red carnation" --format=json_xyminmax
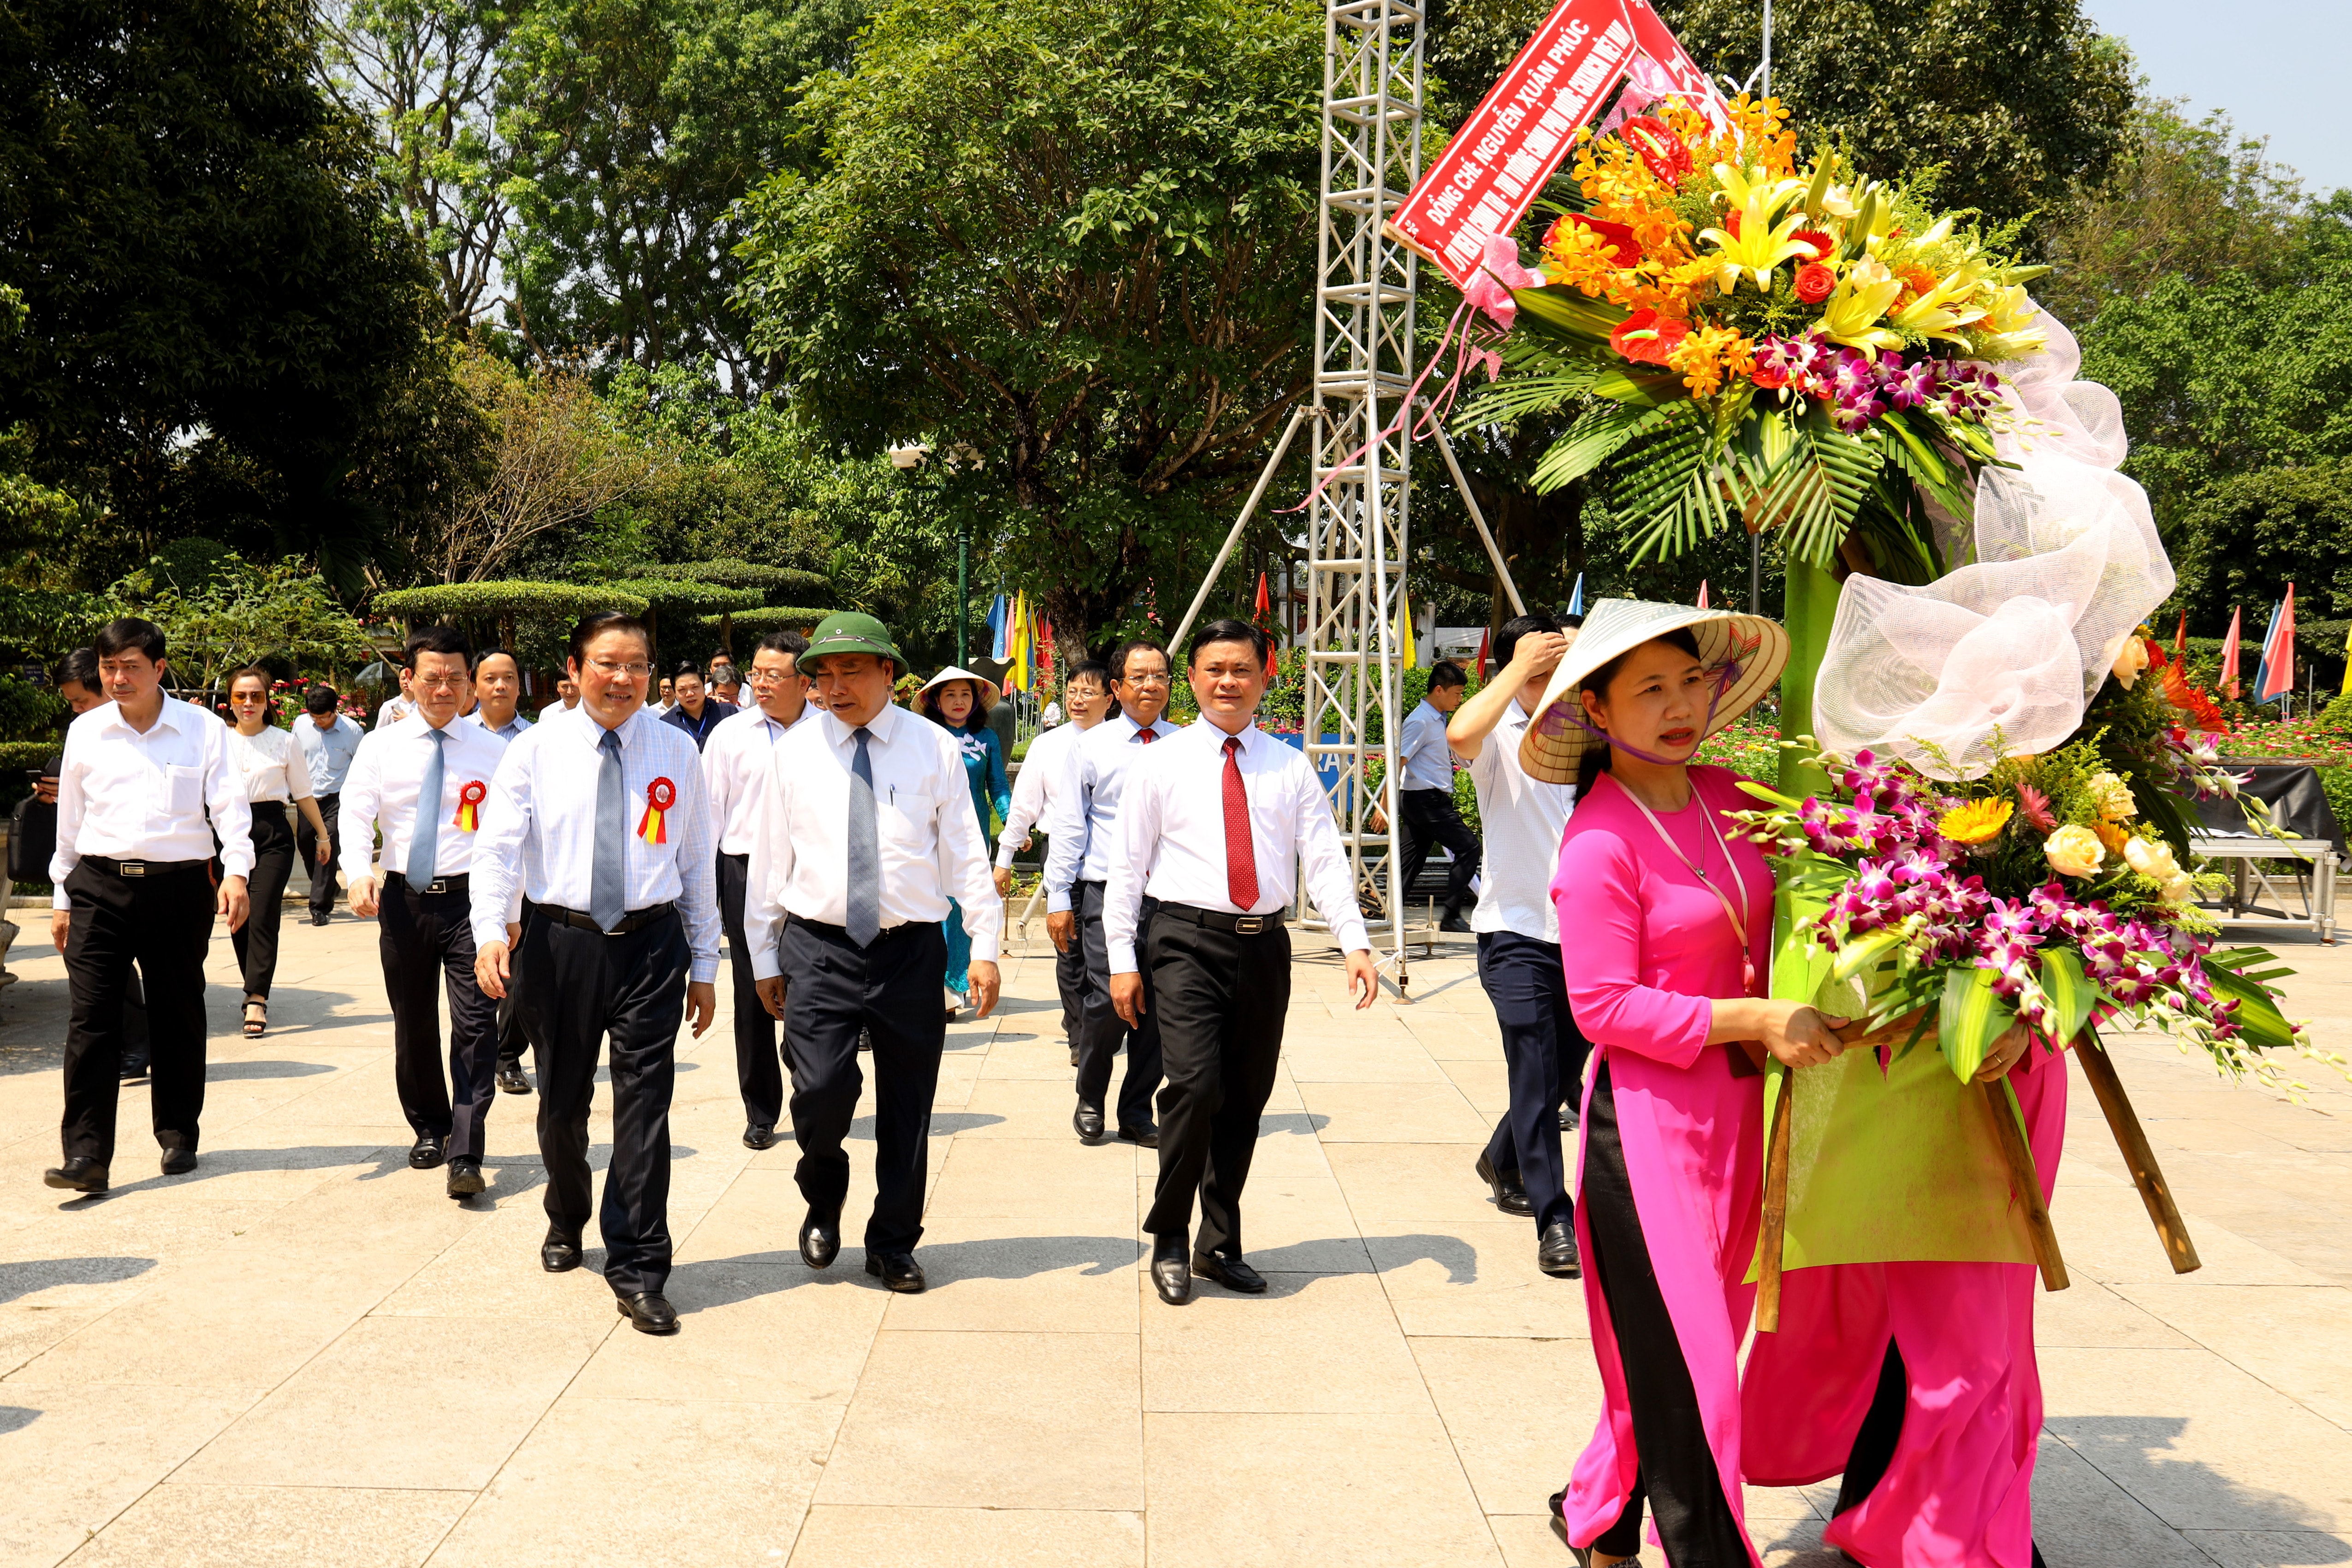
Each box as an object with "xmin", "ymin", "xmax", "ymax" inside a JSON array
[
  {"xmin": 1610, "ymin": 308, "xmax": 1688, "ymax": 367},
  {"xmin": 1621, "ymin": 116, "xmax": 1693, "ymax": 183},
  {"xmin": 1794, "ymin": 263, "xmax": 1837, "ymax": 303}
]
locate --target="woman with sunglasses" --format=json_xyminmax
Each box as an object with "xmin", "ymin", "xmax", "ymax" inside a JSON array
[{"xmin": 223, "ymin": 668, "xmax": 333, "ymax": 1036}]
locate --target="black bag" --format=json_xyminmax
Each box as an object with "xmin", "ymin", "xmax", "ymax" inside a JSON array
[{"xmin": 10, "ymin": 792, "xmax": 56, "ymax": 883}]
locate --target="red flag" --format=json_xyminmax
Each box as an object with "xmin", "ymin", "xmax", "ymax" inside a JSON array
[
  {"xmin": 1476, "ymin": 625, "xmax": 1491, "ymax": 681},
  {"xmin": 1696, "ymin": 580, "xmax": 1710, "ymax": 609},
  {"xmin": 2219, "ymin": 605, "xmax": 2243, "ymax": 699},
  {"xmin": 2174, "ymin": 609, "xmax": 2187, "ymax": 664},
  {"xmin": 1037, "ymin": 615, "xmax": 1054, "ymax": 675},
  {"xmin": 1254, "ymin": 573, "xmax": 1279, "ymax": 681}
]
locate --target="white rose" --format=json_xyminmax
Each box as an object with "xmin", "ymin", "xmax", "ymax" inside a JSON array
[
  {"xmin": 2088, "ymin": 771, "xmax": 2138, "ymax": 822},
  {"xmin": 2044, "ymin": 824, "xmax": 2105, "ymax": 879},
  {"xmin": 2160, "ymin": 872, "xmax": 2196, "ymax": 904},
  {"xmin": 2111, "ymin": 637, "xmax": 2150, "ymax": 690},
  {"xmin": 2122, "ymin": 836, "xmax": 2180, "ymax": 882}
]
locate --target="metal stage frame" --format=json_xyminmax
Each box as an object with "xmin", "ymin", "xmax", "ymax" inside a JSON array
[{"xmin": 1169, "ymin": 0, "xmax": 1525, "ymax": 994}]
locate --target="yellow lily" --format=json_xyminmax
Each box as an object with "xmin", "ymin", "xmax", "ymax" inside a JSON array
[
  {"xmin": 1890, "ymin": 261, "xmax": 1990, "ymax": 344},
  {"xmin": 1972, "ymin": 282, "xmax": 2049, "ymax": 358},
  {"xmin": 1698, "ymin": 163, "xmax": 1812, "ymax": 295},
  {"xmin": 1813, "ymin": 257, "xmax": 1905, "ymax": 354}
]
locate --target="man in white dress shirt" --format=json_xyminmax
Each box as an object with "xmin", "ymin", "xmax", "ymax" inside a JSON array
[
  {"xmin": 1394, "ymin": 660, "xmax": 1479, "ymax": 931},
  {"xmin": 1045, "ymin": 643, "xmax": 1178, "ymax": 1146},
  {"xmin": 1446, "ymin": 611, "xmax": 1588, "ymax": 1276},
  {"xmin": 45, "ymin": 617, "xmax": 254, "ymax": 1194},
  {"xmin": 472, "ymin": 612, "xmax": 720, "ymax": 1335},
  {"xmin": 1107, "ymin": 618, "xmax": 1377, "ymax": 1304},
  {"xmin": 342, "ymin": 627, "xmax": 515, "ymax": 1198},
  {"xmin": 702, "ymin": 630, "xmax": 812, "ymax": 1150},
  {"xmin": 994, "ymin": 660, "xmax": 1112, "ymax": 1067},
  {"xmin": 744, "ymin": 612, "xmax": 999, "ymax": 1296}
]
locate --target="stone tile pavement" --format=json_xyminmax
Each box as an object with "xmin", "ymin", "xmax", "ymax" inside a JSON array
[{"xmin": 0, "ymin": 910, "xmax": 2345, "ymax": 1567}]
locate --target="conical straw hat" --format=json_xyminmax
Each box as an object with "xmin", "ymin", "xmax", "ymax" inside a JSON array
[{"xmin": 1517, "ymin": 598, "xmax": 1789, "ymax": 785}]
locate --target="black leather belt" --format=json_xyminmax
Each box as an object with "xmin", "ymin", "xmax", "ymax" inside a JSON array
[
  {"xmin": 797, "ymin": 917, "xmax": 917, "ymax": 944},
  {"xmin": 388, "ymin": 871, "xmax": 469, "ymax": 897},
  {"xmin": 540, "ymin": 901, "xmax": 676, "ymax": 936},
  {"xmin": 83, "ymin": 856, "xmax": 209, "ymax": 879},
  {"xmin": 1156, "ymin": 902, "xmax": 1284, "ymax": 936}
]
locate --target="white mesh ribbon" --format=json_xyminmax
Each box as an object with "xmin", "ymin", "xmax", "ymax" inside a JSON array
[{"xmin": 1812, "ymin": 309, "xmax": 2173, "ymax": 779}]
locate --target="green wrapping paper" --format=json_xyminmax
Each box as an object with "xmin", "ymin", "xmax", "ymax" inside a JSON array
[{"xmin": 1749, "ymin": 866, "xmax": 2034, "ymax": 1282}]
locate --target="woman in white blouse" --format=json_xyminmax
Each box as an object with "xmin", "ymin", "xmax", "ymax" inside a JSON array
[{"xmin": 225, "ymin": 668, "xmax": 332, "ymax": 1036}]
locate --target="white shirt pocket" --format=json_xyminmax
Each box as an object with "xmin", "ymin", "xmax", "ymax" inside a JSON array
[{"xmin": 163, "ymin": 764, "xmax": 204, "ymax": 817}]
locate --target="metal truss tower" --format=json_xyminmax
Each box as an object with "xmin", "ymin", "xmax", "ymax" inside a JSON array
[{"xmin": 1300, "ymin": 0, "xmax": 1428, "ymax": 985}]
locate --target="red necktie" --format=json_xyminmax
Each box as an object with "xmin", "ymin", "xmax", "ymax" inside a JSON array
[
  {"xmin": 1222, "ymin": 735, "xmax": 1259, "ymax": 909},
  {"xmin": 1137, "ymin": 728, "xmax": 1155, "ymax": 744}
]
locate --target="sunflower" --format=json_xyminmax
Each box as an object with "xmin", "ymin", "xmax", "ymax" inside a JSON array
[{"xmin": 1938, "ymin": 798, "xmax": 2014, "ymax": 846}]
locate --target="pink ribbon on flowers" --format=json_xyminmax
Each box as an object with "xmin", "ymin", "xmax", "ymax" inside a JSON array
[{"xmin": 1284, "ymin": 237, "xmax": 1544, "ymax": 516}]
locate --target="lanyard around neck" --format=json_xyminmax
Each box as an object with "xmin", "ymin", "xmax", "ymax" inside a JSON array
[{"xmin": 1617, "ymin": 776, "xmax": 1755, "ymax": 995}]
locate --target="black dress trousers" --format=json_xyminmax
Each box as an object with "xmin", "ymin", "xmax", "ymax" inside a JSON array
[
  {"xmin": 495, "ymin": 899, "xmax": 535, "ymax": 1075},
  {"xmin": 378, "ymin": 872, "xmax": 501, "ymax": 1160},
  {"xmin": 231, "ymin": 801, "xmax": 295, "ymax": 998},
  {"xmin": 781, "ymin": 917, "xmax": 948, "ymax": 1255},
  {"xmin": 518, "ymin": 905, "xmax": 692, "ymax": 1298},
  {"xmin": 60, "ymin": 861, "xmax": 215, "ymax": 1163},
  {"xmin": 1477, "ymin": 929, "xmax": 1590, "ymax": 1231},
  {"xmin": 1576, "ymin": 1059, "xmax": 1750, "ymax": 1566},
  {"xmin": 1397, "ymin": 786, "xmax": 1481, "ymax": 911},
  {"xmin": 1141, "ymin": 913, "xmax": 1291, "ymax": 1259},
  {"xmin": 1073, "ymin": 880, "xmax": 1162, "ymax": 1132},
  {"xmin": 297, "ymin": 791, "xmax": 340, "ymax": 918},
  {"xmin": 717, "ymin": 850, "xmax": 787, "ymax": 1130},
  {"xmin": 1055, "ymin": 922, "xmax": 1088, "ymax": 1046}
]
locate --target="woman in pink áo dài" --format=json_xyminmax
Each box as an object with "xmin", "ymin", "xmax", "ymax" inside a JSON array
[
  {"xmin": 1740, "ymin": 1025, "xmax": 2067, "ymax": 1568},
  {"xmin": 1514, "ymin": 599, "xmax": 1848, "ymax": 1568}
]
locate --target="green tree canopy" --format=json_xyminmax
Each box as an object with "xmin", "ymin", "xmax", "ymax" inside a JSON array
[
  {"xmin": 1654, "ymin": 0, "xmax": 2134, "ymax": 242},
  {"xmin": 735, "ymin": 0, "xmax": 1324, "ymax": 664},
  {"xmin": 0, "ymin": 0, "xmax": 446, "ymax": 584}
]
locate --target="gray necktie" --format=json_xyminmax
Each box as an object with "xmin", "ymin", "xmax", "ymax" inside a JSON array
[
  {"xmin": 592, "ymin": 727, "xmax": 627, "ymax": 932},
  {"xmin": 406, "ymin": 728, "xmax": 445, "ymax": 886},
  {"xmin": 846, "ymin": 726, "xmax": 880, "ymax": 946}
]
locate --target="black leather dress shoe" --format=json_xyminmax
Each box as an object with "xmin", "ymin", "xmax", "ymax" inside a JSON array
[
  {"xmin": 1475, "ymin": 1153, "xmax": 1534, "ymax": 1216},
  {"xmin": 1072, "ymin": 1102, "xmax": 1105, "ymax": 1143},
  {"xmin": 160, "ymin": 1148, "xmax": 197, "ymax": 1176},
  {"xmin": 495, "ymin": 1065, "xmax": 532, "ymax": 1095},
  {"xmin": 445, "ymin": 1158, "xmax": 486, "ymax": 1197},
  {"xmin": 865, "ymin": 1251, "xmax": 927, "ymax": 1293},
  {"xmin": 118, "ymin": 1057, "xmax": 150, "ymax": 1084},
  {"xmin": 1440, "ymin": 907, "xmax": 1474, "ymax": 933},
  {"xmin": 43, "ymin": 1156, "xmax": 108, "ymax": 1193},
  {"xmin": 1191, "ymin": 1250, "xmax": 1268, "ymax": 1294},
  {"xmin": 1150, "ymin": 1231, "xmax": 1191, "ymax": 1305},
  {"xmin": 1538, "ymin": 1219, "xmax": 1581, "ymax": 1278},
  {"xmin": 1069, "ymin": 1044, "xmax": 1080, "ymax": 1067},
  {"xmin": 743, "ymin": 1124, "xmax": 776, "ymax": 1151},
  {"xmin": 409, "ymin": 1135, "xmax": 446, "ymax": 1171},
  {"xmin": 800, "ymin": 1209, "xmax": 841, "ymax": 1269},
  {"xmin": 1116, "ymin": 1124, "xmax": 1158, "ymax": 1148},
  {"xmin": 617, "ymin": 1291, "xmax": 680, "ymax": 1334},
  {"xmin": 541, "ymin": 1227, "xmax": 583, "ymax": 1272},
  {"xmin": 1558, "ymin": 1103, "xmax": 1579, "ymax": 1133}
]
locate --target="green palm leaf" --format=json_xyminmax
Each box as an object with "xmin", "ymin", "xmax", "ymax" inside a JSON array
[{"xmin": 1528, "ymin": 402, "xmax": 1677, "ymax": 491}]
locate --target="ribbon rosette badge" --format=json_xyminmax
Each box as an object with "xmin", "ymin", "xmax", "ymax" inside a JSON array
[
  {"xmin": 638, "ymin": 776, "xmax": 675, "ymax": 846},
  {"xmin": 454, "ymin": 781, "xmax": 486, "ymax": 833}
]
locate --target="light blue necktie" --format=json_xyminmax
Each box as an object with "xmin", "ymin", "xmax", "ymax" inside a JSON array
[
  {"xmin": 406, "ymin": 728, "xmax": 445, "ymax": 886},
  {"xmin": 846, "ymin": 726, "xmax": 880, "ymax": 946},
  {"xmin": 592, "ymin": 727, "xmax": 627, "ymax": 931}
]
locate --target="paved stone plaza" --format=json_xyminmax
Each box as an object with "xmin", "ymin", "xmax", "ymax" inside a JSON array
[{"xmin": 0, "ymin": 907, "xmax": 2346, "ymax": 1567}]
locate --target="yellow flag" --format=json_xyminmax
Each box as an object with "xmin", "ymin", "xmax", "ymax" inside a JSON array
[
  {"xmin": 2341, "ymin": 621, "xmax": 2351, "ymax": 697},
  {"xmin": 1398, "ymin": 596, "xmax": 1417, "ymax": 671},
  {"xmin": 1007, "ymin": 591, "xmax": 1030, "ymax": 692}
]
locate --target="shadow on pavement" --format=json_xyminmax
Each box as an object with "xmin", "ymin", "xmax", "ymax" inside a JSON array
[{"xmin": 0, "ymin": 1255, "xmax": 156, "ymax": 1305}]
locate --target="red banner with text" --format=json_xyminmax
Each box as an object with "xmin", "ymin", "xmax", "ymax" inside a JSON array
[{"xmin": 1386, "ymin": 0, "xmax": 1723, "ymax": 289}]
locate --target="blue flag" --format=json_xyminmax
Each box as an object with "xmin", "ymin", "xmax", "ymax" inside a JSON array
[
  {"xmin": 986, "ymin": 593, "xmax": 1010, "ymax": 662},
  {"xmin": 1566, "ymin": 574, "xmax": 1585, "ymax": 618}
]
